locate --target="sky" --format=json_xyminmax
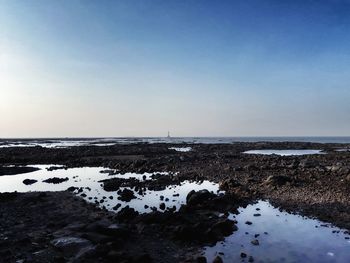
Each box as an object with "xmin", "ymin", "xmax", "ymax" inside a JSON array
[{"xmin": 1, "ymin": 0, "xmax": 350, "ymax": 137}]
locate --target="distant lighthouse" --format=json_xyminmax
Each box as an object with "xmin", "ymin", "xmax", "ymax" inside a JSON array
[{"xmin": 167, "ymin": 131, "xmax": 171, "ymax": 138}]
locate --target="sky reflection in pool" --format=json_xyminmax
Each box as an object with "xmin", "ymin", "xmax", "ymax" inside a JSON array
[
  {"xmin": 0, "ymin": 165, "xmax": 219, "ymax": 213},
  {"xmin": 169, "ymin": 147, "xmax": 192, "ymax": 152},
  {"xmin": 244, "ymin": 149, "xmax": 323, "ymax": 156},
  {"xmin": 204, "ymin": 200, "xmax": 350, "ymax": 263}
]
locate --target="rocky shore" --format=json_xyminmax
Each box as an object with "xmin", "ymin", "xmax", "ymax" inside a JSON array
[{"xmin": 0, "ymin": 141, "xmax": 349, "ymax": 262}]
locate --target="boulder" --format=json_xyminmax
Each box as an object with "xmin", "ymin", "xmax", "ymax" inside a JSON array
[
  {"xmin": 117, "ymin": 189, "xmax": 136, "ymax": 202},
  {"xmin": 186, "ymin": 190, "xmax": 214, "ymax": 206}
]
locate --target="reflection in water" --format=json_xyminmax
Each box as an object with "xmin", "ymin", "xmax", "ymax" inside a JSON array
[
  {"xmin": 0, "ymin": 165, "xmax": 219, "ymax": 213},
  {"xmin": 169, "ymin": 147, "xmax": 192, "ymax": 152},
  {"xmin": 244, "ymin": 149, "xmax": 323, "ymax": 156},
  {"xmin": 204, "ymin": 201, "xmax": 350, "ymax": 263}
]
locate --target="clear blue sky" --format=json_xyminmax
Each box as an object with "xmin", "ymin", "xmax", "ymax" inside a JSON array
[{"xmin": 1, "ymin": 0, "xmax": 350, "ymax": 137}]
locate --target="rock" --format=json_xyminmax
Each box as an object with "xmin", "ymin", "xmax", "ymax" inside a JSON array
[
  {"xmin": 248, "ymin": 256, "xmax": 255, "ymax": 262},
  {"xmin": 253, "ymin": 213, "xmax": 261, "ymax": 217},
  {"xmin": 43, "ymin": 177, "xmax": 69, "ymax": 184},
  {"xmin": 186, "ymin": 189, "xmax": 214, "ymax": 206},
  {"xmin": 330, "ymin": 162, "xmax": 343, "ymax": 172},
  {"xmin": 240, "ymin": 252, "xmax": 247, "ymax": 258},
  {"xmin": 299, "ymin": 159, "xmax": 318, "ymax": 168},
  {"xmin": 82, "ymin": 232, "xmax": 112, "ymax": 244},
  {"xmin": 117, "ymin": 189, "xmax": 136, "ymax": 202},
  {"xmin": 134, "ymin": 253, "xmax": 152, "ymax": 263},
  {"xmin": 102, "ymin": 178, "xmax": 126, "ymax": 192},
  {"xmin": 245, "ymin": 221, "xmax": 252, "ymax": 225},
  {"xmin": 264, "ymin": 175, "xmax": 291, "ymax": 186},
  {"xmin": 116, "ymin": 206, "xmax": 139, "ymax": 222},
  {"xmin": 0, "ymin": 166, "xmax": 40, "ymax": 176},
  {"xmin": 86, "ymin": 220, "xmax": 129, "ymax": 238},
  {"xmin": 346, "ymin": 174, "xmax": 350, "ymax": 181},
  {"xmin": 173, "ymin": 225, "xmax": 198, "ymax": 241},
  {"xmin": 159, "ymin": 202, "xmax": 166, "ymax": 210},
  {"xmin": 23, "ymin": 179, "xmax": 37, "ymax": 185},
  {"xmin": 107, "ymin": 250, "xmax": 127, "ymax": 261},
  {"xmin": 50, "ymin": 237, "xmax": 93, "ymax": 257},
  {"xmin": 213, "ymin": 256, "xmax": 223, "ymax": 263},
  {"xmin": 211, "ymin": 219, "xmax": 237, "ymax": 236},
  {"xmin": 219, "ymin": 178, "xmax": 242, "ymax": 189},
  {"xmin": 112, "ymin": 203, "xmax": 122, "ymax": 211},
  {"xmin": 196, "ymin": 256, "xmax": 207, "ymax": 263},
  {"xmin": 251, "ymin": 239, "xmax": 259, "ymax": 246},
  {"xmin": 67, "ymin": 186, "xmax": 77, "ymax": 192}
]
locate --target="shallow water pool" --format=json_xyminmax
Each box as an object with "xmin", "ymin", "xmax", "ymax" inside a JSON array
[
  {"xmin": 204, "ymin": 200, "xmax": 350, "ymax": 263},
  {"xmin": 0, "ymin": 165, "xmax": 219, "ymax": 213},
  {"xmin": 244, "ymin": 149, "xmax": 323, "ymax": 156}
]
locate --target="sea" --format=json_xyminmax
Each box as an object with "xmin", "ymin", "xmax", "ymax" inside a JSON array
[{"xmin": 0, "ymin": 136, "xmax": 350, "ymax": 148}]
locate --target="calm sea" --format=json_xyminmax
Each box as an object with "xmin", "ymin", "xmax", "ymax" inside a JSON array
[{"xmin": 1, "ymin": 137, "xmax": 350, "ymax": 148}]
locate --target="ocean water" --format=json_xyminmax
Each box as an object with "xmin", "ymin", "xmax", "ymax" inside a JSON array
[{"xmin": 0, "ymin": 137, "xmax": 350, "ymax": 148}]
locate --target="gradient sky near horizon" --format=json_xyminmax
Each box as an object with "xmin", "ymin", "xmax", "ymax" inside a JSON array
[{"xmin": 1, "ymin": 0, "xmax": 350, "ymax": 137}]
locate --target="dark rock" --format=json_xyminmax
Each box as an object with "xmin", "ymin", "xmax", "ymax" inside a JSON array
[
  {"xmin": 264, "ymin": 175, "xmax": 292, "ymax": 186},
  {"xmin": 210, "ymin": 219, "xmax": 237, "ymax": 236},
  {"xmin": 213, "ymin": 256, "xmax": 223, "ymax": 263},
  {"xmin": 50, "ymin": 237, "xmax": 93, "ymax": 257},
  {"xmin": 0, "ymin": 166, "xmax": 40, "ymax": 176},
  {"xmin": 159, "ymin": 203, "xmax": 166, "ymax": 210},
  {"xmin": 112, "ymin": 204, "xmax": 122, "ymax": 211},
  {"xmin": 23, "ymin": 179, "xmax": 37, "ymax": 185},
  {"xmin": 67, "ymin": 186, "xmax": 77, "ymax": 192},
  {"xmin": 117, "ymin": 189, "xmax": 136, "ymax": 202},
  {"xmin": 186, "ymin": 189, "xmax": 214, "ymax": 206},
  {"xmin": 43, "ymin": 177, "xmax": 69, "ymax": 184},
  {"xmin": 116, "ymin": 206, "xmax": 139, "ymax": 222},
  {"xmin": 134, "ymin": 253, "xmax": 152, "ymax": 263},
  {"xmin": 197, "ymin": 256, "xmax": 207, "ymax": 263},
  {"xmin": 251, "ymin": 239, "xmax": 259, "ymax": 246}
]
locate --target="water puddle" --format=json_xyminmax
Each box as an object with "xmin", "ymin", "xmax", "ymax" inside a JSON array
[
  {"xmin": 169, "ymin": 147, "xmax": 192, "ymax": 152},
  {"xmin": 244, "ymin": 149, "xmax": 323, "ymax": 156},
  {"xmin": 204, "ymin": 200, "xmax": 350, "ymax": 263},
  {"xmin": 0, "ymin": 165, "xmax": 219, "ymax": 213}
]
